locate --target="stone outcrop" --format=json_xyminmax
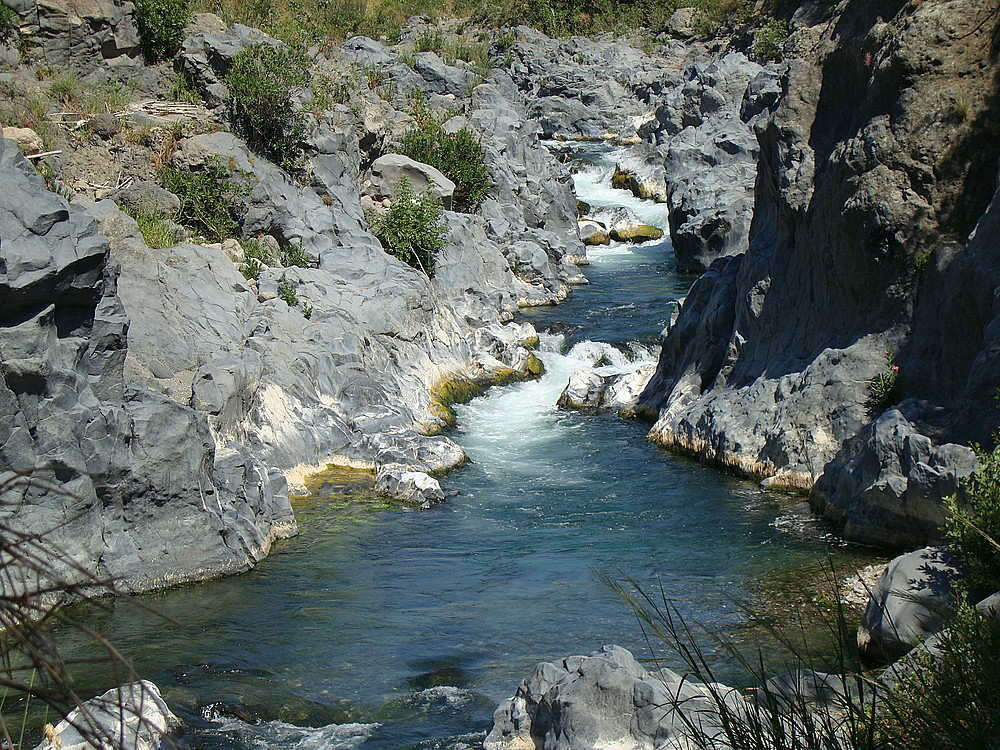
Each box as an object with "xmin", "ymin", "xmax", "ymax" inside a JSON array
[
  {"xmin": 636, "ymin": 0, "xmax": 1000, "ymax": 546},
  {"xmin": 650, "ymin": 53, "xmax": 772, "ymax": 272},
  {"xmin": 812, "ymin": 403, "xmax": 977, "ymax": 547},
  {"xmin": 0, "ymin": 136, "xmax": 294, "ymax": 593},
  {"xmin": 503, "ymin": 28, "xmax": 689, "ymax": 140},
  {"xmin": 33, "ymin": 681, "xmax": 177, "ymax": 750},
  {"xmin": 485, "ymin": 645, "xmax": 742, "ymax": 750},
  {"xmin": 857, "ymin": 546, "xmax": 964, "ymax": 665},
  {"xmin": 3, "ymin": 18, "xmax": 586, "ymax": 593}
]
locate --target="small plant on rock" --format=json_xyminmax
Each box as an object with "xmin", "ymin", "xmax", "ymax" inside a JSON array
[
  {"xmin": 158, "ymin": 156, "xmax": 250, "ymax": 242},
  {"xmin": 279, "ymin": 241, "xmax": 310, "ymax": 268},
  {"xmin": 869, "ymin": 348, "xmax": 901, "ymax": 412},
  {"xmin": 753, "ymin": 17, "xmax": 788, "ymax": 60},
  {"xmin": 278, "ymin": 274, "xmax": 299, "ymax": 306},
  {"xmin": 398, "ymin": 101, "xmax": 490, "ymax": 212},
  {"xmin": 372, "ymin": 176, "xmax": 448, "ymax": 275},
  {"xmin": 226, "ymin": 42, "xmax": 310, "ymax": 169},
  {"xmin": 241, "ymin": 237, "xmax": 273, "ymax": 280},
  {"xmin": 133, "ymin": 0, "xmax": 191, "ymax": 61},
  {"xmin": 0, "ymin": 4, "xmax": 18, "ymax": 40},
  {"xmin": 122, "ymin": 206, "xmax": 177, "ymax": 248}
]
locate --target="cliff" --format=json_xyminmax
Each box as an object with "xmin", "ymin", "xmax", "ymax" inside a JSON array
[{"xmin": 636, "ymin": 0, "xmax": 1000, "ymax": 547}]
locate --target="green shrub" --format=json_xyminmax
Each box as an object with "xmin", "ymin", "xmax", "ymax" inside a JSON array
[
  {"xmin": 170, "ymin": 68, "xmax": 203, "ymax": 104},
  {"xmin": 278, "ymin": 274, "xmax": 299, "ymax": 306},
  {"xmin": 280, "ymin": 242, "xmax": 310, "ymax": 268},
  {"xmin": 946, "ymin": 443, "xmax": 1000, "ymax": 592},
  {"xmin": 398, "ymin": 102, "xmax": 490, "ymax": 212},
  {"xmin": 133, "ymin": 0, "xmax": 191, "ymax": 61},
  {"xmin": 158, "ymin": 157, "xmax": 249, "ymax": 242},
  {"xmin": 372, "ymin": 177, "xmax": 449, "ymax": 275},
  {"xmin": 241, "ymin": 237, "xmax": 273, "ymax": 279},
  {"xmin": 225, "ymin": 42, "xmax": 310, "ymax": 169},
  {"xmin": 878, "ymin": 598, "xmax": 1000, "ymax": 748},
  {"xmin": 414, "ymin": 30, "xmax": 445, "ymax": 52},
  {"xmin": 122, "ymin": 206, "xmax": 178, "ymax": 248},
  {"xmin": 753, "ymin": 17, "xmax": 787, "ymax": 60},
  {"xmin": 48, "ymin": 72, "xmax": 82, "ymax": 106},
  {"xmin": 868, "ymin": 348, "xmax": 901, "ymax": 413},
  {"xmin": 0, "ymin": 4, "xmax": 18, "ymax": 39}
]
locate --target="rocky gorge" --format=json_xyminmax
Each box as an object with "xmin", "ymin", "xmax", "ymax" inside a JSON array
[{"xmin": 3, "ymin": 0, "xmax": 1000, "ymax": 747}]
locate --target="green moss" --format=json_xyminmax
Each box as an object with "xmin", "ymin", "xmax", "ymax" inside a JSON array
[{"xmin": 427, "ymin": 365, "xmax": 541, "ymax": 432}]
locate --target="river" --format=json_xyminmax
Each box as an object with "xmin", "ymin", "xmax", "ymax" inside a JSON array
[{"xmin": 56, "ymin": 144, "xmax": 872, "ymax": 750}]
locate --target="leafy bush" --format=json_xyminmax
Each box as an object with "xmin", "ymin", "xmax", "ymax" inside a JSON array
[
  {"xmin": 278, "ymin": 274, "xmax": 299, "ymax": 306},
  {"xmin": 0, "ymin": 4, "xmax": 18, "ymax": 40},
  {"xmin": 280, "ymin": 242, "xmax": 310, "ymax": 268},
  {"xmin": 241, "ymin": 237, "xmax": 272, "ymax": 280},
  {"xmin": 878, "ymin": 598, "xmax": 1000, "ymax": 748},
  {"xmin": 133, "ymin": 0, "xmax": 191, "ymax": 61},
  {"xmin": 868, "ymin": 348, "xmax": 901, "ymax": 413},
  {"xmin": 753, "ymin": 17, "xmax": 787, "ymax": 60},
  {"xmin": 398, "ymin": 103, "xmax": 490, "ymax": 212},
  {"xmin": 946, "ymin": 443, "xmax": 1000, "ymax": 592},
  {"xmin": 372, "ymin": 177, "xmax": 449, "ymax": 275},
  {"xmin": 158, "ymin": 157, "xmax": 249, "ymax": 242},
  {"xmin": 226, "ymin": 42, "xmax": 310, "ymax": 169}
]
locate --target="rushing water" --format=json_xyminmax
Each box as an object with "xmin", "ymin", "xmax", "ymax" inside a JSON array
[{"xmin": 52, "ymin": 145, "xmax": 873, "ymax": 750}]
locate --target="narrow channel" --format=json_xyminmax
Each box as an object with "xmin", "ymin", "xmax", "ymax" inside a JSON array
[{"xmin": 62, "ymin": 145, "xmax": 870, "ymax": 750}]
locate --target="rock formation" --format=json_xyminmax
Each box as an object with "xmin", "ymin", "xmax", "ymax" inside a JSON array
[
  {"xmin": 635, "ymin": 0, "xmax": 1000, "ymax": 547},
  {"xmin": 1, "ymin": 13, "xmax": 585, "ymax": 591}
]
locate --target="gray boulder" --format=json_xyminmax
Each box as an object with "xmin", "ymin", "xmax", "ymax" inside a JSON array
[
  {"xmin": 366, "ymin": 153, "xmax": 456, "ymax": 210},
  {"xmin": 665, "ymin": 8, "xmax": 700, "ymax": 39},
  {"xmin": 111, "ymin": 180, "xmax": 181, "ymax": 217},
  {"xmin": 857, "ymin": 546, "xmax": 964, "ymax": 665},
  {"xmin": 812, "ymin": 403, "xmax": 978, "ymax": 547},
  {"xmin": 485, "ymin": 645, "xmax": 742, "ymax": 750},
  {"xmin": 33, "ymin": 681, "xmax": 177, "ymax": 750}
]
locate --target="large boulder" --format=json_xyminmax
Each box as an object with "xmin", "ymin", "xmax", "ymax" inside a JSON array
[
  {"xmin": 365, "ymin": 153, "xmax": 456, "ymax": 210},
  {"xmin": 812, "ymin": 403, "xmax": 978, "ymax": 547},
  {"xmin": 858, "ymin": 546, "xmax": 964, "ymax": 665},
  {"xmin": 485, "ymin": 645, "xmax": 741, "ymax": 750}
]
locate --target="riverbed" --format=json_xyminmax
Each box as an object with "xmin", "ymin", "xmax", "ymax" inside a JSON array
[{"xmin": 57, "ymin": 145, "xmax": 874, "ymax": 750}]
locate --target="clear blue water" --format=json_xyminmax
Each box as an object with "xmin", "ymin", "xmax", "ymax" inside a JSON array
[{"xmin": 52, "ymin": 146, "xmax": 872, "ymax": 750}]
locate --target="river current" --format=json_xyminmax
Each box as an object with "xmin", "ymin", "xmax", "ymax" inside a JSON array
[{"xmin": 60, "ymin": 145, "xmax": 871, "ymax": 750}]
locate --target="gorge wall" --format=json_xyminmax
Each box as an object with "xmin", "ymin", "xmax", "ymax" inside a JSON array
[{"xmin": 633, "ymin": 0, "xmax": 1000, "ymax": 547}]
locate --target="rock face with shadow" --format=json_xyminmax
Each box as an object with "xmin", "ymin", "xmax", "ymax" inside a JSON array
[{"xmin": 636, "ymin": 0, "xmax": 1000, "ymax": 547}]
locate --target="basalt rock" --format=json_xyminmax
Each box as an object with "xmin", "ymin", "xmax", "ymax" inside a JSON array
[
  {"xmin": 0, "ymin": 135, "xmax": 295, "ymax": 593},
  {"xmin": 637, "ymin": 0, "xmax": 1000, "ymax": 540},
  {"xmin": 857, "ymin": 546, "xmax": 965, "ymax": 666},
  {"xmin": 485, "ymin": 645, "xmax": 743, "ymax": 750}
]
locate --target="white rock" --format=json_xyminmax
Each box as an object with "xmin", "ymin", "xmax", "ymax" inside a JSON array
[{"xmin": 34, "ymin": 681, "xmax": 178, "ymax": 750}]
